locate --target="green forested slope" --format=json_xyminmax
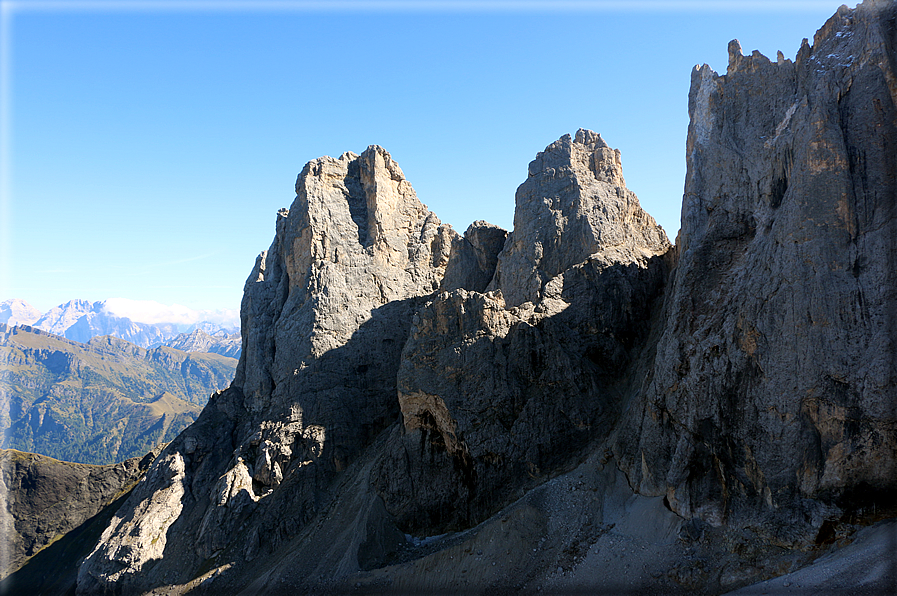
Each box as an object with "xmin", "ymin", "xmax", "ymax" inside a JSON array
[{"xmin": 0, "ymin": 324, "xmax": 237, "ymax": 464}]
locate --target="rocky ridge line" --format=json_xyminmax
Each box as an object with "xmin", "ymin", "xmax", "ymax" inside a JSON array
[
  {"xmin": 75, "ymin": 1, "xmax": 897, "ymax": 593},
  {"xmin": 614, "ymin": 0, "xmax": 897, "ymax": 546}
]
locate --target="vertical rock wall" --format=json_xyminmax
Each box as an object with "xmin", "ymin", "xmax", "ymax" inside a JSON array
[
  {"xmin": 615, "ymin": 0, "xmax": 897, "ymax": 543},
  {"xmin": 78, "ymin": 146, "xmax": 459, "ymax": 593},
  {"xmin": 376, "ymin": 131, "xmax": 671, "ymax": 533}
]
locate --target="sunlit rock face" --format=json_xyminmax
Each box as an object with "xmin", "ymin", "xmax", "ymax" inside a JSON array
[
  {"xmin": 490, "ymin": 128, "xmax": 670, "ymax": 308},
  {"xmin": 615, "ymin": 0, "xmax": 897, "ymax": 544},
  {"xmin": 78, "ymin": 146, "xmax": 461, "ymax": 593}
]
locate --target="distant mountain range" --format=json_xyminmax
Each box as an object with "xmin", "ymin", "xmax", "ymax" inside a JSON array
[
  {"xmin": 0, "ymin": 323, "xmax": 238, "ymax": 465},
  {"xmin": 164, "ymin": 328, "xmax": 241, "ymax": 358},
  {"xmin": 0, "ymin": 298, "xmax": 241, "ymax": 359}
]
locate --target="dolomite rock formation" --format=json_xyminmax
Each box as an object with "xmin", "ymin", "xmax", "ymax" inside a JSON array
[
  {"xmin": 375, "ymin": 130, "xmax": 670, "ymax": 532},
  {"xmin": 490, "ymin": 129, "xmax": 670, "ymax": 307},
  {"xmin": 439, "ymin": 220, "xmax": 508, "ymax": 293},
  {"xmin": 75, "ymin": 2, "xmax": 897, "ymax": 593},
  {"xmin": 78, "ymin": 145, "xmax": 461, "ymax": 593},
  {"xmin": 614, "ymin": 0, "xmax": 897, "ymax": 544}
]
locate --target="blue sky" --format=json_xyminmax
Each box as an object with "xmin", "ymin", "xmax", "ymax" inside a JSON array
[{"xmin": 2, "ymin": 0, "xmax": 850, "ymax": 315}]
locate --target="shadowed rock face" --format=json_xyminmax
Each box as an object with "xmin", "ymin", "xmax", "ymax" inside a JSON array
[
  {"xmin": 0, "ymin": 449, "xmax": 154, "ymax": 583},
  {"xmin": 376, "ymin": 130, "xmax": 670, "ymax": 534},
  {"xmin": 440, "ymin": 220, "xmax": 508, "ymax": 293},
  {"xmin": 75, "ymin": 2, "xmax": 897, "ymax": 594},
  {"xmin": 77, "ymin": 145, "xmax": 461, "ymax": 594},
  {"xmin": 614, "ymin": 0, "xmax": 897, "ymax": 544}
]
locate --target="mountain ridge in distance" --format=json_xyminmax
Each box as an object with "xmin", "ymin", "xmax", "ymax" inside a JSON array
[
  {"xmin": 0, "ymin": 323, "xmax": 237, "ymax": 465},
  {"xmin": 0, "ymin": 297, "xmax": 241, "ymax": 357}
]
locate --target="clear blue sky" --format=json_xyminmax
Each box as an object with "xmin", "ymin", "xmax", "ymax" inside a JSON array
[{"xmin": 2, "ymin": 0, "xmax": 850, "ymax": 314}]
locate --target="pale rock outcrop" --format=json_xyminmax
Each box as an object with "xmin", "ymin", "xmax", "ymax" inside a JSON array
[
  {"xmin": 78, "ymin": 145, "xmax": 460, "ymax": 593},
  {"xmin": 376, "ymin": 132, "xmax": 671, "ymax": 532},
  {"xmin": 32, "ymin": 300, "xmax": 96, "ymax": 336},
  {"xmin": 614, "ymin": 0, "xmax": 897, "ymax": 544},
  {"xmin": 78, "ymin": 452, "xmax": 186, "ymax": 588},
  {"xmin": 32, "ymin": 300, "xmax": 181, "ymax": 348},
  {"xmin": 490, "ymin": 128, "xmax": 670, "ymax": 307}
]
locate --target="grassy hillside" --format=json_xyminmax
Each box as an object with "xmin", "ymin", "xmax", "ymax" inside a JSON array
[{"xmin": 0, "ymin": 324, "xmax": 237, "ymax": 464}]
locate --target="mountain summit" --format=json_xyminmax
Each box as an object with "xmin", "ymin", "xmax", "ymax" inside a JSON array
[
  {"xmin": 1, "ymin": 298, "xmax": 239, "ymax": 350},
  {"xmin": 73, "ymin": 2, "xmax": 896, "ymax": 594}
]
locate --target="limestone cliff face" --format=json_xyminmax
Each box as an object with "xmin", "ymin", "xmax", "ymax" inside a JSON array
[
  {"xmin": 75, "ymin": 2, "xmax": 897, "ymax": 593},
  {"xmin": 78, "ymin": 146, "xmax": 459, "ymax": 593},
  {"xmin": 236, "ymin": 146, "xmax": 454, "ymax": 409},
  {"xmin": 615, "ymin": 0, "xmax": 897, "ymax": 543},
  {"xmin": 490, "ymin": 129, "xmax": 670, "ymax": 307},
  {"xmin": 377, "ymin": 131, "xmax": 670, "ymax": 533}
]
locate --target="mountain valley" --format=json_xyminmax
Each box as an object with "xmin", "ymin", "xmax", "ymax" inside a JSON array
[{"xmin": 0, "ymin": 324, "xmax": 237, "ymax": 465}]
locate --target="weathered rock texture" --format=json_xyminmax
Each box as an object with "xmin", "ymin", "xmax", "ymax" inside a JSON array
[
  {"xmin": 376, "ymin": 130, "xmax": 670, "ymax": 533},
  {"xmin": 490, "ymin": 129, "xmax": 670, "ymax": 307},
  {"xmin": 74, "ymin": 2, "xmax": 897, "ymax": 593},
  {"xmin": 440, "ymin": 220, "xmax": 508, "ymax": 293},
  {"xmin": 78, "ymin": 146, "xmax": 462, "ymax": 594},
  {"xmin": 614, "ymin": 0, "xmax": 897, "ymax": 544}
]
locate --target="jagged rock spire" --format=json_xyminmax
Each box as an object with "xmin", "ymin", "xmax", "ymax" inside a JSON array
[{"xmin": 491, "ymin": 128, "xmax": 670, "ymax": 307}]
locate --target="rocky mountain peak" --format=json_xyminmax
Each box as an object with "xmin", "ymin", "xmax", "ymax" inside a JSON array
[
  {"xmin": 79, "ymin": 145, "xmax": 465, "ymax": 593},
  {"xmin": 277, "ymin": 144, "xmax": 451, "ymax": 303},
  {"xmin": 492, "ymin": 128, "xmax": 670, "ymax": 307},
  {"xmin": 0, "ymin": 299, "xmax": 41, "ymax": 327},
  {"xmin": 236, "ymin": 145, "xmax": 457, "ymax": 404},
  {"xmin": 526, "ymin": 128, "xmax": 623, "ymax": 187},
  {"xmin": 74, "ymin": 3, "xmax": 897, "ymax": 593}
]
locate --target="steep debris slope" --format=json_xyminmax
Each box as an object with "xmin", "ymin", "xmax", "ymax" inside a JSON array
[
  {"xmin": 615, "ymin": 0, "xmax": 897, "ymax": 544},
  {"xmin": 77, "ymin": 146, "xmax": 462, "ymax": 593}
]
